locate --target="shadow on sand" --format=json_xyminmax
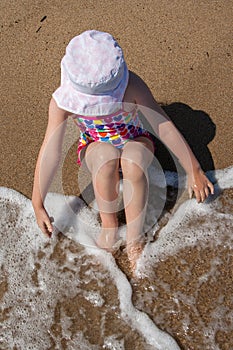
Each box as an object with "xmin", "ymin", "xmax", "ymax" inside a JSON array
[{"xmin": 154, "ymin": 102, "xmax": 216, "ymax": 173}]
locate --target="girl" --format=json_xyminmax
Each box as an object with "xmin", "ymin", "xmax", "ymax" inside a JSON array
[{"xmin": 32, "ymin": 30, "xmax": 214, "ymax": 271}]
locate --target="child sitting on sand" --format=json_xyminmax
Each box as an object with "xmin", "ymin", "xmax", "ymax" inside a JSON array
[{"xmin": 32, "ymin": 30, "xmax": 214, "ymax": 272}]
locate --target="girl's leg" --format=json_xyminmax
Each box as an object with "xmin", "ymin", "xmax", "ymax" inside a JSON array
[
  {"xmin": 120, "ymin": 137, "xmax": 154, "ymax": 268},
  {"xmin": 84, "ymin": 142, "xmax": 121, "ymax": 251}
]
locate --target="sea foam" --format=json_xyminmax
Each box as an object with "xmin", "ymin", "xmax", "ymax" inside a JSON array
[{"xmin": 0, "ymin": 166, "xmax": 232, "ymax": 349}]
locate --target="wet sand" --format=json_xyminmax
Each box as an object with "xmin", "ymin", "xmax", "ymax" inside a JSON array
[{"xmin": 1, "ymin": 1, "xmax": 233, "ymax": 349}]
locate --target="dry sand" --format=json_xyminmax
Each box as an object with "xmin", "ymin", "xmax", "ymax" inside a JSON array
[
  {"xmin": 1, "ymin": 1, "xmax": 233, "ymax": 349},
  {"xmin": 1, "ymin": 0, "xmax": 232, "ymax": 197}
]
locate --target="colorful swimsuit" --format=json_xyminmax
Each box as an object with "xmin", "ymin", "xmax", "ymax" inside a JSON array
[{"xmin": 73, "ymin": 107, "xmax": 153, "ymax": 164}]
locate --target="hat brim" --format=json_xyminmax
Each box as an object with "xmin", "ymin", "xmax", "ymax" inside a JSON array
[{"xmin": 52, "ymin": 62, "xmax": 129, "ymax": 116}]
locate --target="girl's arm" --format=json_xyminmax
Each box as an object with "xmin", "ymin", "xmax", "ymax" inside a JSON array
[
  {"xmin": 32, "ymin": 98, "xmax": 69, "ymax": 236},
  {"xmin": 130, "ymin": 72, "xmax": 214, "ymax": 202}
]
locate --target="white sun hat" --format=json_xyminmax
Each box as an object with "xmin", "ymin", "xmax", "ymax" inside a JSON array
[{"xmin": 52, "ymin": 30, "xmax": 129, "ymax": 116}]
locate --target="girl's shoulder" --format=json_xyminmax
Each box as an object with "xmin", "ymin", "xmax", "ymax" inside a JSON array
[
  {"xmin": 124, "ymin": 71, "xmax": 153, "ymax": 105},
  {"xmin": 124, "ymin": 71, "xmax": 142, "ymax": 103}
]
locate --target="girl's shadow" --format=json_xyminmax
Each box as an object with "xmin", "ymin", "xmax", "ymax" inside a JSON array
[
  {"xmin": 148, "ymin": 102, "xmax": 216, "ymax": 173},
  {"xmin": 143, "ymin": 102, "xmax": 217, "ymax": 224}
]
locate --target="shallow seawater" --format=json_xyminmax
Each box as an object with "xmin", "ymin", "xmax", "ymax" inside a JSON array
[{"xmin": 0, "ymin": 166, "xmax": 232, "ymax": 350}]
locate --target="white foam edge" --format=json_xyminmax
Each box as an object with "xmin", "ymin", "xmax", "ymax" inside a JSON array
[
  {"xmin": 1, "ymin": 165, "xmax": 232, "ymax": 349},
  {"xmin": 148, "ymin": 165, "xmax": 233, "ymax": 190},
  {"xmin": 139, "ymin": 201, "xmax": 233, "ymax": 270},
  {"xmin": 136, "ymin": 190, "xmax": 233, "ymax": 278},
  {"xmin": 210, "ymin": 165, "xmax": 233, "ymax": 189},
  {"xmin": 0, "ymin": 187, "xmax": 180, "ymax": 349},
  {"xmin": 0, "ymin": 187, "xmax": 32, "ymax": 211},
  {"xmin": 83, "ymin": 246, "xmax": 181, "ymax": 350}
]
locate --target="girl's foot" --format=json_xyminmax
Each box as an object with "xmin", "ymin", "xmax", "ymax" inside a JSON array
[
  {"xmin": 126, "ymin": 238, "xmax": 145, "ymax": 273},
  {"xmin": 96, "ymin": 227, "xmax": 119, "ymax": 254}
]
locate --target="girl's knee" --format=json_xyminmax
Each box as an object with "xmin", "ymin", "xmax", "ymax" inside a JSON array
[
  {"xmin": 85, "ymin": 142, "xmax": 120, "ymax": 174},
  {"xmin": 121, "ymin": 159, "xmax": 146, "ymax": 181},
  {"xmin": 121, "ymin": 141, "xmax": 153, "ymax": 174}
]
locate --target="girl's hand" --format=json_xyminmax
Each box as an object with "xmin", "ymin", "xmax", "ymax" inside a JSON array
[
  {"xmin": 35, "ymin": 207, "xmax": 53, "ymax": 238},
  {"xmin": 188, "ymin": 168, "xmax": 214, "ymax": 203}
]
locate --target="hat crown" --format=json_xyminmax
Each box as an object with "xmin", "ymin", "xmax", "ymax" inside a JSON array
[
  {"xmin": 53, "ymin": 30, "xmax": 129, "ymax": 116},
  {"xmin": 62, "ymin": 30, "xmax": 125, "ymax": 93}
]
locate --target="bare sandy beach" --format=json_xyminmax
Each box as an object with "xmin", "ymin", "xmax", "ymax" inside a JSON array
[
  {"xmin": 1, "ymin": 1, "xmax": 233, "ymax": 349},
  {"xmin": 1, "ymin": 0, "xmax": 232, "ymax": 196}
]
